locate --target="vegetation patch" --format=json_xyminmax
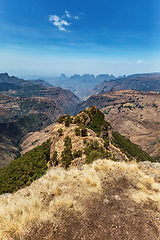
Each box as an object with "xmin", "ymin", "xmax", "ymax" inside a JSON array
[
  {"xmin": 84, "ymin": 139, "xmax": 109, "ymax": 164},
  {"xmin": 0, "ymin": 139, "xmax": 50, "ymax": 194},
  {"xmin": 86, "ymin": 106, "xmax": 110, "ymax": 137},
  {"xmin": 57, "ymin": 115, "xmax": 73, "ymax": 127},
  {"xmin": 112, "ymin": 131, "xmax": 154, "ymax": 162},
  {"xmin": 61, "ymin": 136, "xmax": 73, "ymax": 168}
]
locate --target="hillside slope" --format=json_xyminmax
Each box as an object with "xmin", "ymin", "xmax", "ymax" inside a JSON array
[
  {"xmin": 1, "ymin": 107, "xmax": 159, "ymax": 239},
  {"xmin": 0, "ymin": 94, "xmax": 65, "ymax": 167},
  {"xmin": 0, "ymin": 74, "xmax": 81, "ymax": 165},
  {"xmin": 0, "ymin": 106, "xmax": 153, "ymax": 194},
  {"xmin": 75, "ymin": 90, "xmax": 160, "ymax": 159},
  {"xmin": 94, "ymin": 72, "xmax": 160, "ymax": 94}
]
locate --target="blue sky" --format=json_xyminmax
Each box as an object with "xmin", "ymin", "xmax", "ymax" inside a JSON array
[{"xmin": 0, "ymin": 0, "xmax": 160, "ymax": 77}]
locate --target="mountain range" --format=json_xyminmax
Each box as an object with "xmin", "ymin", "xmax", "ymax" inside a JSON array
[
  {"xmin": 31, "ymin": 73, "xmax": 116, "ymax": 100},
  {"xmin": 0, "ymin": 73, "xmax": 81, "ymax": 166},
  {"xmin": 1, "ymin": 72, "xmax": 160, "ymax": 165},
  {"xmin": 1, "ymin": 71, "xmax": 160, "ymax": 239},
  {"xmin": 94, "ymin": 73, "xmax": 160, "ymax": 94}
]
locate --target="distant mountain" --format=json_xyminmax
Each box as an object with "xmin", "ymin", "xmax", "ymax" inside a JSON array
[
  {"xmin": 28, "ymin": 79, "xmax": 53, "ymax": 88},
  {"xmin": 94, "ymin": 73, "xmax": 160, "ymax": 94},
  {"xmin": 0, "ymin": 73, "xmax": 52, "ymax": 88},
  {"xmin": 39, "ymin": 73, "xmax": 116, "ymax": 100},
  {"xmin": 0, "ymin": 73, "xmax": 31, "ymax": 86},
  {"xmin": 0, "ymin": 73, "xmax": 81, "ymax": 115},
  {"xmin": 0, "ymin": 82, "xmax": 21, "ymax": 92}
]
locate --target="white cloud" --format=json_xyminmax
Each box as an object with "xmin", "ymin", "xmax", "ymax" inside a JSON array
[
  {"xmin": 60, "ymin": 20, "xmax": 70, "ymax": 26},
  {"xmin": 49, "ymin": 14, "xmax": 70, "ymax": 32},
  {"xmin": 49, "ymin": 15, "xmax": 60, "ymax": 22},
  {"xmin": 59, "ymin": 26, "xmax": 67, "ymax": 32},
  {"xmin": 49, "ymin": 11, "xmax": 80, "ymax": 32},
  {"xmin": 65, "ymin": 10, "xmax": 79, "ymax": 20},
  {"xmin": 65, "ymin": 10, "xmax": 71, "ymax": 18},
  {"xmin": 137, "ymin": 60, "xmax": 142, "ymax": 64}
]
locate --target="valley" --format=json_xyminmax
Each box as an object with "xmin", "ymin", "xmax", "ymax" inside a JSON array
[
  {"xmin": 0, "ymin": 74, "xmax": 81, "ymax": 166},
  {"xmin": 1, "ymin": 72, "xmax": 160, "ymax": 165}
]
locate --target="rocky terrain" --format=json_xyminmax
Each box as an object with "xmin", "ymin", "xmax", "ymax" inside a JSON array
[
  {"xmin": 20, "ymin": 123, "xmax": 56, "ymax": 155},
  {"xmin": 0, "ymin": 72, "xmax": 82, "ymax": 165},
  {"xmin": 75, "ymin": 90, "xmax": 160, "ymax": 159},
  {"xmin": 94, "ymin": 72, "xmax": 160, "ymax": 94},
  {"xmin": 0, "ymin": 94, "xmax": 66, "ymax": 167},
  {"xmin": 0, "ymin": 94, "xmax": 65, "ymax": 123},
  {"xmin": 40, "ymin": 73, "xmax": 116, "ymax": 100},
  {"xmin": 0, "ymin": 107, "xmax": 160, "ymax": 239},
  {"xmin": 0, "ymin": 83, "xmax": 81, "ymax": 166}
]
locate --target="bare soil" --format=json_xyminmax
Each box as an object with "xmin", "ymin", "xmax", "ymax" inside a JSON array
[{"xmin": 22, "ymin": 176, "xmax": 160, "ymax": 240}]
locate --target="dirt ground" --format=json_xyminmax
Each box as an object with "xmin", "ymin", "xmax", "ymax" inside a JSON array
[{"xmin": 22, "ymin": 176, "xmax": 160, "ymax": 240}]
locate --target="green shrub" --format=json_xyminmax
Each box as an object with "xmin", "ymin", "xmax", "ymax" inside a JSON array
[
  {"xmin": 57, "ymin": 115, "xmax": 67, "ymax": 124},
  {"xmin": 64, "ymin": 136, "xmax": 72, "ymax": 148},
  {"xmin": 81, "ymin": 128, "xmax": 88, "ymax": 137},
  {"xmin": 65, "ymin": 116, "xmax": 72, "ymax": 127},
  {"xmin": 58, "ymin": 128, "xmax": 63, "ymax": 136},
  {"xmin": 73, "ymin": 116, "xmax": 81, "ymax": 124},
  {"xmin": 112, "ymin": 131, "xmax": 154, "ymax": 162},
  {"xmin": 61, "ymin": 136, "xmax": 73, "ymax": 168},
  {"xmin": 84, "ymin": 140, "xmax": 108, "ymax": 164},
  {"xmin": 87, "ymin": 107, "xmax": 110, "ymax": 136},
  {"xmin": 104, "ymin": 139, "xmax": 110, "ymax": 148},
  {"xmin": 73, "ymin": 150, "xmax": 82, "ymax": 158},
  {"xmin": 61, "ymin": 148, "xmax": 73, "ymax": 169},
  {"xmin": 85, "ymin": 150, "xmax": 102, "ymax": 164},
  {"xmin": 52, "ymin": 151, "xmax": 58, "ymax": 166},
  {"xmin": 75, "ymin": 127, "xmax": 81, "ymax": 136},
  {"xmin": 0, "ymin": 139, "xmax": 50, "ymax": 194},
  {"xmin": 83, "ymin": 139, "xmax": 87, "ymax": 144}
]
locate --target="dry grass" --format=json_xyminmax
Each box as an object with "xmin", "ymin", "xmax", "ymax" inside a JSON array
[{"xmin": 1, "ymin": 159, "xmax": 160, "ymax": 239}]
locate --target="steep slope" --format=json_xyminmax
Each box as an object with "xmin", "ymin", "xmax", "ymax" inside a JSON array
[
  {"xmin": 1, "ymin": 107, "xmax": 159, "ymax": 239},
  {"xmin": 0, "ymin": 114, "xmax": 52, "ymax": 167},
  {"xmin": 75, "ymin": 90, "xmax": 160, "ymax": 159},
  {"xmin": 2, "ymin": 86, "xmax": 81, "ymax": 115},
  {"xmin": 0, "ymin": 75, "xmax": 81, "ymax": 165},
  {"xmin": 0, "ymin": 73, "xmax": 81, "ymax": 114},
  {"xmin": 20, "ymin": 123, "xmax": 55, "ymax": 155},
  {"xmin": 0, "ymin": 94, "xmax": 65, "ymax": 123},
  {"xmin": 94, "ymin": 72, "xmax": 160, "ymax": 94},
  {"xmin": 0, "ymin": 106, "xmax": 153, "ymax": 194},
  {"xmin": 0, "ymin": 94, "xmax": 65, "ymax": 167}
]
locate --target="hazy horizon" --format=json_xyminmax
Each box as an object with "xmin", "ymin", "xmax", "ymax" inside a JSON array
[{"xmin": 0, "ymin": 0, "xmax": 160, "ymax": 77}]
